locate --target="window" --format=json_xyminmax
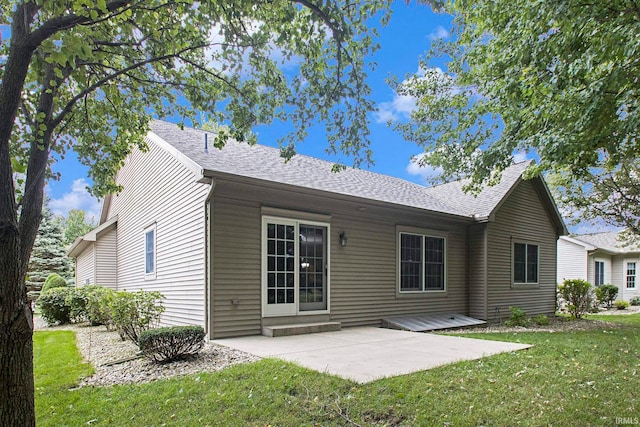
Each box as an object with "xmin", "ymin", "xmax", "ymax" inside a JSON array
[
  {"xmin": 145, "ymin": 224, "xmax": 156, "ymax": 277},
  {"xmin": 513, "ymin": 242, "xmax": 538, "ymax": 284},
  {"xmin": 399, "ymin": 232, "xmax": 445, "ymax": 292},
  {"xmin": 627, "ymin": 262, "xmax": 636, "ymax": 289},
  {"xmin": 595, "ymin": 261, "xmax": 605, "ymax": 286}
]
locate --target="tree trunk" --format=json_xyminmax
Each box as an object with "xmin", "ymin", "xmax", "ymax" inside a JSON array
[
  {"xmin": 0, "ymin": 296, "xmax": 34, "ymax": 426},
  {"xmin": 0, "ymin": 5, "xmax": 40, "ymax": 426}
]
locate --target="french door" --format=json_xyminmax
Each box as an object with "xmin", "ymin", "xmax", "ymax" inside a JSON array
[{"xmin": 262, "ymin": 217, "xmax": 329, "ymax": 317}]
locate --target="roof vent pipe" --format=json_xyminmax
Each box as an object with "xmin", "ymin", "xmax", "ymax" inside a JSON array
[{"xmin": 204, "ymin": 133, "xmax": 209, "ymax": 153}]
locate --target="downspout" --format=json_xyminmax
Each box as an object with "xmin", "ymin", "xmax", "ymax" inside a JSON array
[
  {"xmin": 483, "ymin": 224, "xmax": 488, "ymax": 321},
  {"xmin": 203, "ymin": 179, "xmax": 216, "ymax": 339}
]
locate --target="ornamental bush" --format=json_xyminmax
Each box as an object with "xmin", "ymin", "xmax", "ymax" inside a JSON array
[
  {"xmin": 37, "ymin": 287, "xmax": 73, "ymax": 325},
  {"xmin": 65, "ymin": 285, "xmax": 116, "ymax": 326},
  {"xmin": 85, "ymin": 286, "xmax": 116, "ymax": 328},
  {"xmin": 138, "ymin": 326, "xmax": 205, "ymax": 363},
  {"xmin": 109, "ymin": 290, "xmax": 165, "ymax": 342},
  {"xmin": 558, "ymin": 279, "xmax": 593, "ymax": 319},
  {"xmin": 595, "ymin": 284, "xmax": 619, "ymax": 308},
  {"xmin": 631, "ymin": 296, "xmax": 640, "ymax": 306},
  {"xmin": 614, "ymin": 300, "xmax": 630, "ymax": 310},
  {"xmin": 41, "ymin": 273, "xmax": 68, "ymax": 293}
]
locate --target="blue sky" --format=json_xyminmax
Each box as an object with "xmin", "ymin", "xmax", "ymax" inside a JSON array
[{"xmin": 42, "ymin": 2, "xmax": 607, "ymax": 234}]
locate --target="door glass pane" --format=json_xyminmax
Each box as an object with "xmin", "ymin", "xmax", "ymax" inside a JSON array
[
  {"xmin": 266, "ymin": 222, "xmax": 295, "ymax": 305},
  {"xmin": 299, "ymin": 225, "xmax": 327, "ymax": 310}
]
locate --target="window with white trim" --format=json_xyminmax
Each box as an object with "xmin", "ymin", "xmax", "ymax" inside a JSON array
[
  {"xmin": 627, "ymin": 262, "xmax": 636, "ymax": 289},
  {"xmin": 595, "ymin": 261, "xmax": 605, "ymax": 286},
  {"xmin": 145, "ymin": 224, "xmax": 156, "ymax": 277},
  {"xmin": 513, "ymin": 242, "xmax": 538, "ymax": 284},
  {"xmin": 399, "ymin": 232, "xmax": 445, "ymax": 292}
]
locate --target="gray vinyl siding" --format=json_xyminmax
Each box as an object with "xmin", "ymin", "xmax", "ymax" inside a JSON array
[
  {"xmin": 76, "ymin": 244, "xmax": 95, "ymax": 286},
  {"xmin": 485, "ymin": 180, "xmax": 558, "ymax": 321},
  {"xmin": 468, "ymin": 224, "xmax": 487, "ymax": 319},
  {"xmin": 210, "ymin": 180, "xmax": 468, "ymax": 338},
  {"xmin": 106, "ymin": 138, "xmax": 210, "ymax": 327},
  {"xmin": 95, "ymin": 227, "xmax": 117, "ymax": 289},
  {"xmin": 557, "ymin": 239, "xmax": 588, "ymax": 283}
]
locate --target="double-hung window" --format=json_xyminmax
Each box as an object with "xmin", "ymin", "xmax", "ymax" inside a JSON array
[
  {"xmin": 145, "ymin": 224, "xmax": 156, "ymax": 278},
  {"xmin": 595, "ymin": 261, "xmax": 605, "ymax": 286},
  {"xmin": 513, "ymin": 242, "xmax": 538, "ymax": 284},
  {"xmin": 399, "ymin": 232, "xmax": 446, "ymax": 292},
  {"xmin": 627, "ymin": 262, "xmax": 636, "ymax": 289}
]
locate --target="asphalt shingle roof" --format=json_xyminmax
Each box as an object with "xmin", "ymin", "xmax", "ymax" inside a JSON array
[
  {"xmin": 150, "ymin": 120, "xmax": 530, "ymax": 219},
  {"xmin": 572, "ymin": 231, "xmax": 640, "ymax": 253}
]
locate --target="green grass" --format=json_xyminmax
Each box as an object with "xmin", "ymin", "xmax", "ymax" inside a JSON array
[{"xmin": 35, "ymin": 316, "xmax": 640, "ymax": 426}]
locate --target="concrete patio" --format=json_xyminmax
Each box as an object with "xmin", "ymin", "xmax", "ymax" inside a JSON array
[{"xmin": 213, "ymin": 326, "xmax": 532, "ymax": 383}]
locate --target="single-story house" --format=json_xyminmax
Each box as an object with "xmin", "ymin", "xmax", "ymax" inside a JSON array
[
  {"xmin": 557, "ymin": 232, "xmax": 640, "ymax": 302},
  {"xmin": 68, "ymin": 120, "xmax": 567, "ymax": 339}
]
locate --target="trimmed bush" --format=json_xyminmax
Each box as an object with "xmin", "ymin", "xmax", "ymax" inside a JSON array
[
  {"xmin": 37, "ymin": 287, "xmax": 73, "ymax": 325},
  {"xmin": 614, "ymin": 300, "xmax": 630, "ymax": 310},
  {"xmin": 505, "ymin": 307, "xmax": 530, "ymax": 327},
  {"xmin": 109, "ymin": 290, "xmax": 165, "ymax": 342},
  {"xmin": 41, "ymin": 273, "xmax": 67, "ymax": 293},
  {"xmin": 139, "ymin": 326, "xmax": 205, "ymax": 363},
  {"xmin": 631, "ymin": 296, "xmax": 640, "ymax": 306},
  {"xmin": 558, "ymin": 279, "xmax": 593, "ymax": 319},
  {"xmin": 595, "ymin": 284, "xmax": 619, "ymax": 308}
]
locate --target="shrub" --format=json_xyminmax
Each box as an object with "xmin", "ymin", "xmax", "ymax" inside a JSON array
[
  {"xmin": 505, "ymin": 307, "xmax": 530, "ymax": 327},
  {"xmin": 85, "ymin": 286, "xmax": 116, "ymax": 328},
  {"xmin": 109, "ymin": 290, "xmax": 165, "ymax": 342},
  {"xmin": 41, "ymin": 273, "xmax": 67, "ymax": 293},
  {"xmin": 139, "ymin": 326, "xmax": 205, "ymax": 363},
  {"xmin": 631, "ymin": 296, "xmax": 640, "ymax": 306},
  {"xmin": 532, "ymin": 314, "xmax": 550, "ymax": 326},
  {"xmin": 595, "ymin": 284, "xmax": 619, "ymax": 308},
  {"xmin": 558, "ymin": 279, "xmax": 593, "ymax": 319},
  {"xmin": 66, "ymin": 287, "xmax": 89, "ymax": 323},
  {"xmin": 37, "ymin": 287, "xmax": 73, "ymax": 325},
  {"xmin": 614, "ymin": 300, "xmax": 630, "ymax": 310}
]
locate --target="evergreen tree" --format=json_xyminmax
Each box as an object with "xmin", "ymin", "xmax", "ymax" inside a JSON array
[{"xmin": 26, "ymin": 205, "xmax": 73, "ymax": 292}]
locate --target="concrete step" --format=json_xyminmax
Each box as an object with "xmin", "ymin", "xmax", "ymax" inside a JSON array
[{"xmin": 262, "ymin": 321, "xmax": 341, "ymax": 337}]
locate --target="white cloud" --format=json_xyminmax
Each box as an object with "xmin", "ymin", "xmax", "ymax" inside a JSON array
[
  {"xmin": 428, "ymin": 25, "xmax": 450, "ymax": 40},
  {"xmin": 375, "ymin": 93, "xmax": 417, "ymax": 123},
  {"xmin": 374, "ymin": 67, "xmax": 460, "ymax": 124},
  {"xmin": 512, "ymin": 150, "xmax": 530, "ymax": 163},
  {"xmin": 406, "ymin": 153, "xmax": 443, "ymax": 180},
  {"xmin": 49, "ymin": 178, "xmax": 101, "ymax": 222}
]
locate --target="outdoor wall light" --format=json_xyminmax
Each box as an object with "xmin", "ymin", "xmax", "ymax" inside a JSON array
[{"xmin": 339, "ymin": 231, "xmax": 348, "ymax": 247}]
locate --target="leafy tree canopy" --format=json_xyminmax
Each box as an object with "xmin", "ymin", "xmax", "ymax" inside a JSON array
[
  {"xmin": 396, "ymin": 0, "xmax": 640, "ymax": 232},
  {"xmin": 61, "ymin": 209, "xmax": 96, "ymax": 245}
]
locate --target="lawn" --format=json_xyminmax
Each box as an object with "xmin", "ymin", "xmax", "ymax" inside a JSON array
[{"xmin": 35, "ymin": 315, "xmax": 640, "ymax": 426}]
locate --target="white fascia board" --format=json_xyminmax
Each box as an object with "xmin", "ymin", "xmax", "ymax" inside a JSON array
[{"xmin": 146, "ymin": 131, "xmax": 204, "ymax": 180}]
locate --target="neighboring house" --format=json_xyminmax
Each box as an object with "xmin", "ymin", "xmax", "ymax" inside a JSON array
[
  {"xmin": 557, "ymin": 232, "xmax": 640, "ymax": 302},
  {"xmin": 68, "ymin": 120, "xmax": 567, "ymax": 339}
]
